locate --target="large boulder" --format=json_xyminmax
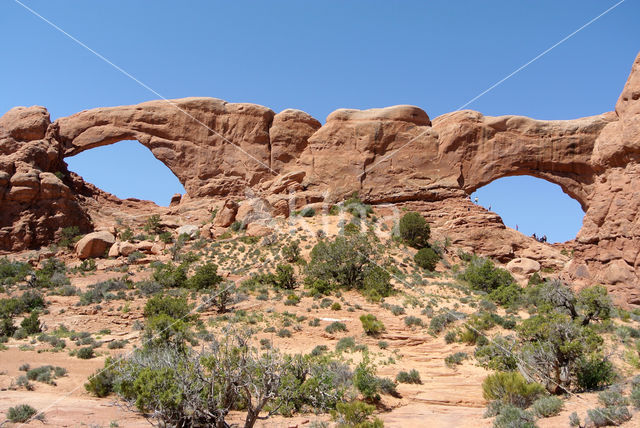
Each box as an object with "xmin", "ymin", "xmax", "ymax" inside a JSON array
[
  {"xmin": 75, "ymin": 231, "xmax": 115, "ymax": 259},
  {"xmin": 506, "ymin": 257, "xmax": 541, "ymax": 277},
  {"xmin": 213, "ymin": 199, "xmax": 239, "ymax": 227},
  {"xmin": 176, "ymin": 224, "xmax": 199, "ymax": 238}
]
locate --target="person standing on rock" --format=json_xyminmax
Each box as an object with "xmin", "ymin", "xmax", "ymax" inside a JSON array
[{"xmin": 474, "ymin": 197, "xmax": 478, "ymax": 204}]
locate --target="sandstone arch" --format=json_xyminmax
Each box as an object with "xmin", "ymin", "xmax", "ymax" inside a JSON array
[{"xmin": 1, "ymin": 52, "xmax": 639, "ymax": 304}]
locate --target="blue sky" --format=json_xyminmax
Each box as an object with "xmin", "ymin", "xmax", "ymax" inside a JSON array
[{"xmin": 1, "ymin": 1, "xmax": 638, "ymax": 242}]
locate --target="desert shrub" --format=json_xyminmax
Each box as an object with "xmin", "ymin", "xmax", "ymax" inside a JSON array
[
  {"xmin": 361, "ymin": 266, "xmax": 393, "ymax": 302},
  {"xmin": 493, "ymin": 405, "xmax": 536, "ymax": 428},
  {"xmin": 444, "ymin": 352, "xmax": 468, "ymax": 367},
  {"xmin": 0, "ymin": 258, "xmax": 31, "ymax": 285},
  {"xmin": 335, "ymin": 337, "xmax": 357, "ymax": 352},
  {"xmin": 285, "ymin": 294, "xmax": 301, "ymax": 306},
  {"xmin": 26, "ymin": 366, "xmax": 53, "ymax": 383},
  {"xmin": 0, "ymin": 314, "xmax": 16, "ymax": 337},
  {"xmin": 475, "ymin": 336, "xmax": 518, "ymax": 372},
  {"xmin": 414, "ymin": 247, "xmax": 439, "ymax": 271},
  {"xmin": 85, "ymin": 359, "xmax": 117, "ymax": 397},
  {"xmin": 587, "ymin": 406, "xmax": 631, "ymax": 427},
  {"xmin": 532, "ymin": 395, "xmax": 563, "ymax": 418},
  {"xmin": 331, "ymin": 400, "xmax": 382, "ymax": 428},
  {"xmin": 396, "ymin": 369, "xmax": 421, "ymax": 384},
  {"xmin": 598, "ymin": 388, "xmax": 628, "ymax": 407},
  {"xmin": 306, "ymin": 234, "xmax": 392, "ymax": 301},
  {"xmin": 77, "ymin": 346, "xmax": 95, "ymax": 359},
  {"xmin": 575, "ymin": 354, "xmax": 617, "ymax": 391},
  {"xmin": 331, "ymin": 302, "xmax": 342, "ymax": 310},
  {"xmin": 460, "ymin": 257, "xmax": 514, "ymax": 294},
  {"xmin": 630, "ymin": 385, "xmax": 640, "ymax": 409},
  {"xmin": 59, "ymin": 226, "xmax": 82, "ymax": 248},
  {"xmin": 90, "ymin": 333, "xmax": 354, "ymax": 427},
  {"xmin": 488, "ymin": 282, "xmax": 523, "ymax": 308},
  {"xmin": 230, "ymin": 220, "xmax": 243, "ymax": 232},
  {"xmin": 144, "ymin": 214, "xmax": 163, "ymax": 234},
  {"xmin": 343, "ymin": 193, "xmax": 373, "ymax": 219},
  {"xmin": 20, "ymin": 311, "xmax": 41, "ymax": 335},
  {"xmin": 136, "ymin": 280, "xmax": 164, "ymax": 296},
  {"xmin": 143, "ymin": 295, "xmax": 191, "ymax": 320},
  {"xmin": 277, "ymin": 328, "xmax": 292, "ymax": 338},
  {"xmin": 404, "ymin": 316, "xmax": 424, "ymax": 328},
  {"xmin": 360, "ymin": 314, "xmax": 385, "ymax": 336},
  {"xmin": 108, "ymin": 340, "xmax": 127, "ymax": 349},
  {"xmin": 306, "ymin": 234, "xmax": 372, "ymax": 290},
  {"xmin": 186, "ymin": 263, "xmax": 223, "ymax": 290},
  {"xmin": 35, "ymin": 258, "xmax": 68, "ymax": 288},
  {"xmin": 7, "ymin": 404, "xmax": 38, "ymax": 423},
  {"xmin": 151, "ymin": 262, "xmax": 188, "ymax": 288},
  {"xmin": 428, "ymin": 312, "xmax": 459, "ymax": 335},
  {"xmin": 300, "ymin": 207, "xmax": 315, "ymax": 217},
  {"xmin": 387, "ymin": 304, "xmax": 405, "ymax": 316},
  {"xmin": 444, "ymin": 330, "xmax": 457, "ymax": 344},
  {"xmin": 398, "ymin": 212, "xmax": 430, "ymax": 249},
  {"xmin": 325, "ymin": 322, "xmax": 348, "ymax": 334},
  {"xmin": 354, "ymin": 358, "xmax": 380, "ymax": 401},
  {"xmin": 311, "ymin": 345, "xmax": 328, "ymax": 356},
  {"xmin": 79, "ymin": 279, "xmax": 129, "ymax": 305},
  {"xmin": 275, "ymin": 264, "xmax": 297, "ymax": 289},
  {"xmin": 482, "ymin": 372, "xmax": 545, "ymax": 408},
  {"xmin": 282, "ymin": 242, "xmax": 301, "ymax": 263}
]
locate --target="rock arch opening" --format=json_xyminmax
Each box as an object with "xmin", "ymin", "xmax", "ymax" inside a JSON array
[
  {"xmin": 65, "ymin": 140, "xmax": 186, "ymax": 207},
  {"xmin": 469, "ymin": 175, "xmax": 584, "ymax": 244}
]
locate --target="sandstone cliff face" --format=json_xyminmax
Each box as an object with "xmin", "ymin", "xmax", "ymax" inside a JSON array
[{"xmin": 1, "ymin": 52, "xmax": 639, "ymax": 304}]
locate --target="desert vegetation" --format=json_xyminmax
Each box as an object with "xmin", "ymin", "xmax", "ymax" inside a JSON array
[{"xmin": 1, "ymin": 206, "xmax": 639, "ymax": 427}]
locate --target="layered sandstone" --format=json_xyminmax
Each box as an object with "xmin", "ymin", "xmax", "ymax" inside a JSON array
[{"xmin": 1, "ymin": 52, "xmax": 639, "ymax": 304}]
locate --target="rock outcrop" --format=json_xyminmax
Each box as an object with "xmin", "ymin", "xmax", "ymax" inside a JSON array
[{"xmin": 1, "ymin": 52, "xmax": 640, "ymax": 304}]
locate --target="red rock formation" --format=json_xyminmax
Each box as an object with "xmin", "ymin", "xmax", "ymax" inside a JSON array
[{"xmin": 1, "ymin": 52, "xmax": 639, "ymax": 304}]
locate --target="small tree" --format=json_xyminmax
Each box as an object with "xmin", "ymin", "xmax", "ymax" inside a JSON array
[
  {"xmin": 414, "ymin": 247, "xmax": 439, "ymax": 271},
  {"xmin": 187, "ymin": 263, "xmax": 223, "ymax": 290},
  {"xmin": 360, "ymin": 314, "xmax": 385, "ymax": 336},
  {"xmin": 275, "ymin": 264, "xmax": 297, "ymax": 290},
  {"xmin": 398, "ymin": 212, "xmax": 430, "ymax": 249}
]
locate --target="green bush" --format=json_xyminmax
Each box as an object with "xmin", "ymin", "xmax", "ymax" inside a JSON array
[
  {"xmin": 300, "ymin": 207, "xmax": 316, "ymax": 217},
  {"xmin": 493, "ymin": 405, "xmax": 536, "ymax": 428},
  {"xmin": 306, "ymin": 234, "xmax": 392, "ymax": 301},
  {"xmin": 275, "ymin": 264, "xmax": 297, "ymax": 289},
  {"xmin": 398, "ymin": 212, "xmax": 430, "ymax": 249},
  {"xmin": 20, "ymin": 311, "xmax": 42, "ymax": 335},
  {"xmin": 414, "ymin": 247, "xmax": 439, "ymax": 271},
  {"xmin": 325, "ymin": 322, "xmax": 348, "ymax": 334},
  {"xmin": 576, "ymin": 354, "xmax": 616, "ymax": 391},
  {"xmin": 396, "ymin": 369, "xmax": 421, "ymax": 384},
  {"xmin": 77, "ymin": 346, "xmax": 95, "ymax": 359},
  {"xmin": 152, "ymin": 262, "xmax": 188, "ymax": 288},
  {"xmin": 361, "ymin": 266, "xmax": 393, "ymax": 302},
  {"xmin": 7, "ymin": 404, "xmax": 38, "ymax": 423},
  {"xmin": 482, "ymin": 372, "xmax": 545, "ymax": 408},
  {"xmin": 143, "ymin": 295, "xmax": 191, "ymax": 320},
  {"xmin": 85, "ymin": 362, "xmax": 116, "ymax": 397},
  {"xmin": 444, "ymin": 352, "xmax": 468, "ymax": 367},
  {"xmin": 428, "ymin": 312, "xmax": 459, "ymax": 335},
  {"xmin": 404, "ymin": 316, "xmax": 424, "ymax": 328},
  {"xmin": 587, "ymin": 406, "xmax": 631, "ymax": 427},
  {"xmin": 360, "ymin": 314, "xmax": 385, "ymax": 336},
  {"xmin": 144, "ymin": 214, "xmax": 163, "ymax": 234},
  {"xmin": 598, "ymin": 388, "xmax": 628, "ymax": 407},
  {"xmin": 532, "ymin": 396, "xmax": 564, "ymax": 418},
  {"xmin": 331, "ymin": 400, "xmax": 382, "ymax": 428},
  {"xmin": 282, "ymin": 242, "xmax": 301, "ymax": 263},
  {"xmin": 186, "ymin": 263, "xmax": 223, "ymax": 290},
  {"xmin": 460, "ymin": 258, "xmax": 514, "ymax": 293},
  {"xmin": 0, "ymin": 258, "xmax": 32, "ymax": 285}
]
